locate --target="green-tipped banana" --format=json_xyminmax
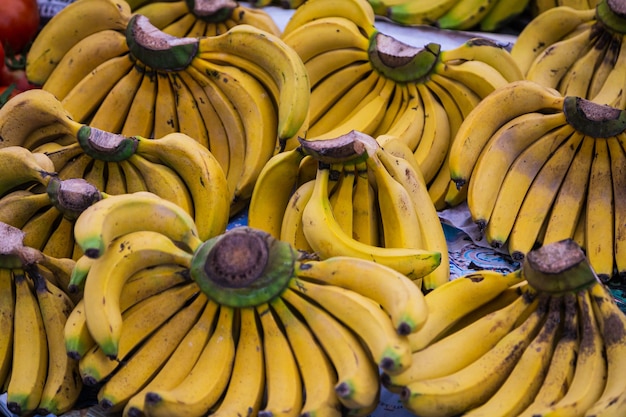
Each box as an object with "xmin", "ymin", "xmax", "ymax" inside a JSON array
[
  {"xmin": 368, "ymin": 31, "xmax": 441, "ymax": 83},
  {"xmin": 190, "ymin": 227, "xmax": 297, "ymax": 307},
  {"xmin": 563, "ymin": 95, "xmax": 626, "ymax": 138},
  {"xmin": 522, "ymin": 238, "xmax": 600, "ymax": 294},
  {"xmin": 126, "ymin": 14, "xmax": 199, "ymax": 71}
]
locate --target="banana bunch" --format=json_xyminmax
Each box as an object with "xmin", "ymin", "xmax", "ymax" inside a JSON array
[
  {"xmin": 240, "ymin": 0, "xmax": 305, "ymax": 8},
  {"xmin": 0, "ymin": 88, "xmax": 230, "ymax": 240},
  {"xmin": 0, "ymin": 223, "xmax": 83, "ymax": 417},
  {"xmin": 532, "ymin": 0, "xmax": 600, "ymax": 15},
  {"xmin": 448, "ymin": 79, "xmax": 626, "ymax": 281},
  {"xmin": 512, "ymin": 0, "xmax": 626, "ymax": 109},
  {"xmin": 68, "ymin": 191, "xmax": 427, "ymax": 416},
  {"xmin": 128, "ymin": 0, "xmax": 281, "ymax": 37},
  {"xmin": 386, "ymin": 238, "xmax": 626, "ymax": 417},
  {"xmin": 249, "ymin": 130, "xmax": 449, "ymax": 289},
  {"xmin": 25, "ymin": 0, "xmax": 310, "ymax": 210},
  {"xmin": 373, "ymin": 0, "xmax": 531, "ymax": 31},
  {"xmin": 281, "ymin": 0, "xmax": 523, "ymax": 209}
]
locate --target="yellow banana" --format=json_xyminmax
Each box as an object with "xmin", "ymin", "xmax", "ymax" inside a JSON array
[
  {"xmin": 0, "ymin": 269, "xmax": 15, "ymax": 389},
  {"xmin": 143, "ymin": 305, "xmax": 236, "ymax": 417},
  {"xmin": 591, "ymin": 34, "xmax": 626, "ymax": 109},
  {"xmin": 609, "ymin": 136, "xmax": 626, "ymax": 277},
  {"xmin": 5, "ymin": 272, "xmax": 48, "ymax": 416},
  {"xmin": 432, "ymin": 58, "xmax": 510, "ymax": 99},
  {"xmin": 132, "ymin": 0, "xmax": 189, "ymax": 29},
  {"xmin": 479, "ymin": 0, "xmax": 532, "ymax": 31},
  {"xmin": 256, "ymin": 303, "xmax": 302, "ymax": 417},
  {"xmin": 386, "ymin": 0, "xmax": 458, "ymax": 25},
  {"xmin": 63, "ymin": 298, "xmax": 95, "ymax": 361},
  {"xmin": 328, "ymin": 164, "xmax": 356, "ymax": 237},
  {"xmin": 435, "ymin": 0, "xmax": 499, "ymax": 30},
  {"xmin": 587, "ymin": 34, "xmax": 622, "ymax": 100},
  {"xmin": 302, "ymin": 163, "xmax": 441, "ymax": 280},
  {"xmin": 351, "ymin": 161, "xmax": 379, "ymax": 246},
  {"xmin": 281, "ymin": 288, "xmax": 381, "ymax": 411},
  {"xmin": 104, "ymin": 161, "xmax": 127, "ymax": 196},
  {"xmin": 153, "ymin": 71, "xmax": 180, "ymax": 138},
  {"xmin": 305, "ymin": 48, "xmax": 370, "ymax": 89},
  {"xmin": 282, "ymin": 0, "xmax": 375, "ymax": 35},
  {"xmin": 584, "ymin": 137, "xmax": 614, "ymax": 280},
  {"xmin": 0, "ymin": 147, "xmax": 54, "ymax": 197},
  {"xmin": 384, "ymin": 82, "xmax": 426, "ymax": 152},
  {"xmin": 168, "ymin": 72, "xmax": 210, "ymax": 149},
  {"xmin": 557, "ymin": 31, "xmax": 609, "ymax": 98},
  {"xmin": 0, "ymin": 191, "xmax": 51, "ymax": 230},
  {"xmin": 280, "ymin": 179, "xmax": 316, "ymax": 253},
  {"xmin": 408, "ymin": 269, "xmax": 525, "ymax": 351},
  {"xmin": 82, "ymin": 231, "xmax": 193, "ymax": 358},
  {"xmin": 120, "ymin": 67, "xmax": 157, "ymax": 139},
  {"xmin": 428, "ymin": 72, "xmax": 482, "ymax": 120},
  {"xmin": 25, "ymin": 0, "xmax": 132, "ymax": 85}
]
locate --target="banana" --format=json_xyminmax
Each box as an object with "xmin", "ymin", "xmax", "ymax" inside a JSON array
[
  {"xmin": 126, "ymin": 153, "xmax": 195, "ymax": 217},
  {"xmin": 25, "ymin": 0, "xmax": 132, "ymax": 85},
  {"xmin": 5, "ymin": 272, "xmax": 48, "ymax": 416},
  {"xmin": 227, "ymin": 5, "xmax": 282, "ymax": 35},
  {"xmin": 104, "ymin": 161, "xmax": 127, "ymax": 196},
  {"xmin": 21, "ymin": 206, "xmax": 63, "ymax": 253},
  {"xmin": 142, "ymin": 305, "xmax": 236, "ymax": 417},
  {"xmin": 41, "ymin": 29, "xmax": 128, "ymax": 102},
  {"xmin": 385, "ymin": 284, "xmax": 536, "ymax": 390},
  {"xmin": 432, "ymin": 58, "xmax": 510, "ymax": 99},
  {"xmin": 587, "ymin": 34, "xmax": 621, "ymax": 100},
  {"xmin": 428, "ymin": 73, "xmax": 482, "ymax": 120},
  {"xmin": 190, "ymin": 58, "xmax": 277, "ymax": 208},
  {"xmin": 591, "ymin": 34, "xmax": 626, "ymax": 109},
  {"xmin": 525, "ymin": 24, "xmax": 595, "ymax": 90},
  {"xmin": 328, "ymin": 164, "xmax": 356, "ymax": 237},
  {"xmin": 304, "ymin": 48, "xmax": 370, "ymax": 89},
  {"xmin": 256, "ymin": 303, "xmax": 302, "ymax": 417},
  {"xmin": 197, "ymin": 24, "xmax": 310, "ymax": 141},
  {"xmin": 73, "ymin": 191, "xmax": 201, "ymax": 259},
  {"xmin": 435, "ymin": 0, "xmax": 499, "ymax": 30},
  {"xmin": 121, "ymin": 300, "xmax": 219, "ymax": 417},
  {"xmin": 542, "ymin": 136, "xmax": 594, "ymax": 245},
  {"xmin": 63, "ymin": 298, "xmax": 95, "ymax": 361},
  {"xmin": 507, "ymin": 130, "xmax": 585, "ymax": 260},
  {"xmin": 466, "ymin": 111, "xmax": 569, "ymax": 230},
  {"xmin": 383, "ymin": 83, "xmax": 426, "ymax": 152},
  {"xmin": 408, "ymin": 269, "xmax": 525, "ymax": 351},
  {"xmin": 29, "ymin": 269, "xmax": 81, "ymax": 416},
  {"xmin": 448, "ymin": 80, "xmax": 565, "ymax": 190},
  {"xmin": 132, "ymin": 0, "xmax": 189, "ymax": 29},
  {"xmin": 296, "ymin": 256, "xmax": 428, "ymax": 334},
  {"xmin": 375, "ymin": 140, "xmax": 450, "ymax": 289},
  {"xmin": 82, "ymin": 231, "xmax": 194, "ymax": 358},
  {"xmin": 153, "ymin": 72, "xmax": 180, "ymax": 138},
  {"xmin": 161, "ymin": 12, "xmax": 197, "ymax": 38},
  {"xmin": 413, "ymin": 82, "xmax": 451, "ymax": 186},
  {"xmin": 97, "ymin": 292, "xmax": 207, "ymax": 412},
  {"xmin": 539, "ymin": 289, "xmax": 607, "ymax": 417},
  {"xmin": 134, "ymin": 132, "xmax": 230, "ymax": 239},
  {"xmin": 557, "ymin": 30, "xmax": 609, "ymax": 98},
  {"xmin": 203, "ymin": 307, "xmax": 266, "ymax": 417},
  {"xmin": 479, "ymin": 0, "xmax": 532, "ymax": 31},
  {"xmin": 248, "ymin": 147, "xmax": 306, "ymax": 239},
  {"xmin": 518, "ymin": 293, "xmax": 579, "ymax": 417},
  {"xmin": 60, "ymin": 54, "xmax": 135, "ymax": 123},
  {"xmin": 88, "ymin": 64, "xmax": 145, "ymax": 134},
  {"xmin": 464, "ymin": 296, "xmax": 563, "ymax": 416},
  {"xmin": 485, "ymin": 124, "xmax": 576, "ymax": 249},
  {"xmin": 401, "ymin": 294, "xmax": 548, "ymax": 417},
  {"xmin": 302, "ymin": 163, "xmax": 441, "ymax": 280},
  {"xmin": 120, "ymin": 68, "xmax": 157, "ymax": 139},
  {"xmin": 168, "ymin": 72, "xmax": 210, "ymax": 149},
  {"xmin": 511, "ymin": 7, "xmax": 597, "ymax": 74},
  {"xmin": 79, "ymin": 282, "xmax": 199, "ymax": 386},
  {"xmin": 269, "ymin": 296, "xmax": 342, "ymax": 417},
  {"xmin": 584, "ymin": 282, "xmax": 626, "ymax": 417},
  {"xmin": 282, "ymin": 0, "xmax": 375, "ymax": 35},
  {"xmin": 375, "ymin": 84, "xmax": 406, "ymax": 138},
  {"xmin": 386, "ymin": 0, "xmax": 458, "ymax": 25},
  {"xmin": 280, "ymin": 179, "xmax": 316, "ymax": 252},
  {"xmin": 351, "ymin": 161, "xmax": 379, "ymax": 246},
  {"xmin": 0, "ymin": 269, "xmax": 15, "ymax": 389},
  {"xmin": 119, "ymin": 263, "xmax": 191, "ymax": 310},
  {"xmin": 608, "ymin": 136, "xmax": 626, "ymax": 278},
  {"xmin": 364, "ymin": 143, "xmax": 424, "ymax": 250},
  {"xmin": 0, "ymin": 91, "xmax": 73, "ymax": 149},
  {"xmin": 585, "ymin": 137, "xmax": 614, "ymax": 280},
  {"xmin": 281, "ymin": 287, "xmax": 381, "ymax": 411}
]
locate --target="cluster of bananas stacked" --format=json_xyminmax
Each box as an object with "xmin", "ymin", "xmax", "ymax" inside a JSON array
[
  {"xmin": 24, "ymin": 0, "xmax": 310, "ymax": 213},
  {"xmin": 280, "ymin": 0, "xmax": 523, "ymax": 209},
  {"xmin": 59, "ymin": 191, "xmax": 428, "ymax": 417},
  {"xmin": 384, "ymin": 238, "xmax": 626, "ymax": 417},
  {"xmin": 449, "ymin": 78, "xmax": 626, "ymax": 282},
  {"xmin": 0, "ymin": 88, "xmax": 231, "ymax": 243},
  {"xmin": 249, "ymin": 130, "xmax": 449, "ymax": 289},
  {"xmin": 532, "ymin": 0, "xmax": 600, "ymax": 15},
  {"xmin": 512, "ymin": 0, "xmax": 626, "ymax": 109},
  {"xmin": 0, "ymin": 222, "xmax": 87, "ymax": 417}
]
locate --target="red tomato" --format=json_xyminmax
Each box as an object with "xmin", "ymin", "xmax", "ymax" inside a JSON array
[
  {"xmin": 0, "ymin": 43, "xmax": 5, "ymax": 75},
  {"xmin": 0, "ymin": 0, "xmax": 41, "ymax": 55}
]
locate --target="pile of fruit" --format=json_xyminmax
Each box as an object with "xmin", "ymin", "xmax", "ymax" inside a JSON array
[{"xmin": 1, "ymin": 0, "xmax": 626, "ymax": 416}]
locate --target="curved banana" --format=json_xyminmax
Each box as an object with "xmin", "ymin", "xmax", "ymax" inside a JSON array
[
  {"xmin": 609, "ymin": 136, "xmax": 626, "ymax": 278},
  {"xmin": 25, "ymin": 0, "xmax": 132, "ymax": 85},
  {"xmin": 73, "ymin": 191, "xmax": 201, "ymax": 259},
  {"xmin": 386, "ymin": 0, "xmax": 458, "ymax": 25},
  {"xmin": 120, "ymin": 67, "xmax": 157, "ymax": 139},
  {"xmin": 351, "ymin": 161, "xmax": 379, "ymax": 246},
  {"xmin": 197, "ymin": 24, "xmax": 310, "ymax": 141},
  {"xmin": 279, "ymin": 179, "xmax": 316, "ymax": 253},
  {"xmin": 282, "ymin": 0, "xmax": 376, "ymax": 36},
  {"xmin": 0, "ymin": 269, "xmax": 15, "ymax": 390},
  {"xmin": 436, "ymin": 0, "xmax": 498, "ymax": 30},
  {"xmin": 0, "ymin": 191, "xmax": 51, "ymax": 230},
  {"xmin": 82, "ymin": 231, "xmax": 193, "ymax": 358},
  {"xmin": 302, "ymin": 164, "xmax": 441, "ymax": 280}
]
